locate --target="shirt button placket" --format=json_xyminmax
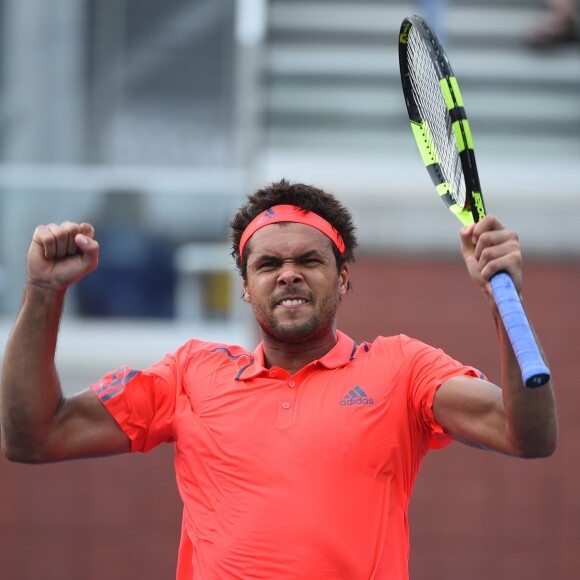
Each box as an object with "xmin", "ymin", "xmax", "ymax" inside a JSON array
[{"xmin": 276, "ymin": 379, "xmax": 297, "ymax": 429}]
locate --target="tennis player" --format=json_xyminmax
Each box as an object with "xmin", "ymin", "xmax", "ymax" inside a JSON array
[{"xmin": 1, "ymin": 180, "xmax": 557, "ymax": 579}]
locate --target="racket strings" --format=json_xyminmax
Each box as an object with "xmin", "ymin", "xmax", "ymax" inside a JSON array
[{"xmin": 406, "ymin": 28, "xmax": 466, "ymax": 206}]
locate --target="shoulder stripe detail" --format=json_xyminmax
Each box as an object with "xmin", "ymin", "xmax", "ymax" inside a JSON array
[
  {"xmin": 211, "ymin": 347, "xmax": 255, "ymax": 381},
  {"xmin": 98, "ymin": 369, "xmax": 139, "ymax": 402},
  {"xmin": 349, "ymin": 341, "xmax": 358, "ymax": 360},
  {"xmin": 235, "ymin": 362, "xmax": 255, "ymax": 381},
  {"xmin": 211, "ymin": 347, "xmax": 253, "ymax": 362}
]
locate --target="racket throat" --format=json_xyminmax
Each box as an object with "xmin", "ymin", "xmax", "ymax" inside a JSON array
[{"xmin": 470, "ymin": 191, "xmax": 486, "ymax": 222}]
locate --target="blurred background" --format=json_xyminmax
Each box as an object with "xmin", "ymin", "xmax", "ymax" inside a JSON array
[{"xmin": 0, "ymin": 0, "xmax": 578, "ymax": 578}]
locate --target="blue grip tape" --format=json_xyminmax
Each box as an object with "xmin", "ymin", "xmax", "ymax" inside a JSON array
[{"xmin": 490, "ymin": 272, "xmax": 550, "ymax": 388}]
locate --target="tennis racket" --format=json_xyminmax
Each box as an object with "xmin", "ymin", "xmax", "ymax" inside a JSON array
[{"xmin": 398, "ymin": 15, "xmax": 550, "ymax": 388}]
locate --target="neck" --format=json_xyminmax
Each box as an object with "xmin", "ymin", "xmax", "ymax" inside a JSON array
[{"xmin": 260, "ymin": 330, "xmax": 338, "ymax": 375}]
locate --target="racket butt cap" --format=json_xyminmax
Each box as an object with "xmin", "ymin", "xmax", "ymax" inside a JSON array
[{"xmin": 525, "ymin": 373, "xmax": 550, "ymax": 388}]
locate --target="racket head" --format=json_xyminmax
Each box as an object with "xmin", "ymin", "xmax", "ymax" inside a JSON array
[{"xmin": 399, "ymin": 15, "xmax": 485, "ymax": 226}]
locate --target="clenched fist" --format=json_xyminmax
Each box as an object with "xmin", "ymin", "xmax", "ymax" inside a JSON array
[{"xmin": 27, "ymin": 221, "xmax": 99, "ymax": 290}]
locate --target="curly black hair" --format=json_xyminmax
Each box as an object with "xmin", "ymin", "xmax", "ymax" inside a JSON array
[{"xmin": 230, "ymin": 179, "xmax": 357, "ymax": 280}]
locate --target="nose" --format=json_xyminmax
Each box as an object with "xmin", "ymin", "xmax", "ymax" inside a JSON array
[{"xmin": 277, "ymin": 263, "xmax": 303, "ymax": 285}]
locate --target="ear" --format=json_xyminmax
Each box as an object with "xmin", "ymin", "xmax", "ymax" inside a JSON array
[
  {"xmin": 242, "ymin": 279, "xmax": 251, "ymax": 303},
  {"xmin": 339, "ymin": 264, "xmax": 349, "ymax": 297}
]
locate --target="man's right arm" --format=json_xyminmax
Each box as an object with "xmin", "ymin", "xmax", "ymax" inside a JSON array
[{"xmin": 0, "ymin": 222, "xmax": 130, "ymax": 463}]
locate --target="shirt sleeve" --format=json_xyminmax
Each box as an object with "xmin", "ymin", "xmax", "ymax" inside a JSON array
[
  {"xmin": 401, "ymin": 335, "xmax": 485, "ymax": 449},
  {"xmin": 90, "ymin": 350, "xmax": 182, "ymax": 453}
]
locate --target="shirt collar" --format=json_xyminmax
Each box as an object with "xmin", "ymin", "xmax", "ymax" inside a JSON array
[{"xmin": 236, "ymin": 330, "xmax": 359, "ymax": 380}]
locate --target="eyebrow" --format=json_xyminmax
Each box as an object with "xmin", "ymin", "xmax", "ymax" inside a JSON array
[{"xmin": 253, "ymin": 249, "xmax": 326, "ymax": 263}]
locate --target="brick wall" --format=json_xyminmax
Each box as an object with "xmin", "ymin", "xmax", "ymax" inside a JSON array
[
  {"xmin": 340, "ymin": 257, "xmax": 579, "ymax": 580},
  {"xmin": 1, "ymin": 257, "xmax": 578, "ymax": 580}
]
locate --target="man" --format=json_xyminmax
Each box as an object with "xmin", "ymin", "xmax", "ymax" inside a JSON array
[{"xmin": 1, "ymin": 180, "xmax": 557, "ymax": 579}]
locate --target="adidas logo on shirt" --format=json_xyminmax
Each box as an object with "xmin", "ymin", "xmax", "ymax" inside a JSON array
[{"xmin": 341, "ymin": 386, "xmax": 374, "ymax": 406}]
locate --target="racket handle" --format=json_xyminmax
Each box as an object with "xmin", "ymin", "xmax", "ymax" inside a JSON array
[{"xmin": 490, "ymin": 272, "xmax": 551, "ymax": 388}]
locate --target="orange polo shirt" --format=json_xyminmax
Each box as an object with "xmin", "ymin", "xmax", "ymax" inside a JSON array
[{"xmin": 91, "ymin": 331, "xmax": 483, "ymax": 580}]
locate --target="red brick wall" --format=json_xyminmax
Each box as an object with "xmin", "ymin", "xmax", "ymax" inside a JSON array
[
  {"xmin": 0, "ymin": 451, "xmax": 182, "ymax": 580},
  {"xmin": 1, "ymin": 258, "xmax": 578, "ymax": 579},
  {"xmin": 339, "ymin": 257, "xmax": 580, "ymax": 580}
]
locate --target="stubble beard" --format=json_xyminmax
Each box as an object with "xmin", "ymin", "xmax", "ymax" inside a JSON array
[{"xmin": 254, "ymin": 292, "xmax": 339, "ymax": 344}]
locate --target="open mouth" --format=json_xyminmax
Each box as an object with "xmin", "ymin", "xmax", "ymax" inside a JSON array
[{"xmin": 277, "ymin": 298, "xmax": 308, "ymax": 307}]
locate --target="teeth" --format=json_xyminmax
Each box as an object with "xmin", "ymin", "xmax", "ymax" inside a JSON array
[{"xmin": 280, "ymin": 299, "xmax": 306, "ymax": 306}]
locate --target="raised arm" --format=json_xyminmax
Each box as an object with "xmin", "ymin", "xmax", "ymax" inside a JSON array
[
  {"xmin": 1, "ymin": 222, "xmax": 130, "ymax": 463},
  {"xmin": 433, "ymin": 216, "xmax": 557, "ymax": 458}
]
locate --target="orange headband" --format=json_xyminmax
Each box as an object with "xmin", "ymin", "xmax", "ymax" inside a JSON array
[{"xmin": 239, "ymin": 205, "xmax": 346, "ymax": 259}]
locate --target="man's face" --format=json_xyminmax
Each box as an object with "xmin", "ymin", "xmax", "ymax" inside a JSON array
[{"xmin": 242, "ymin": 222, "xmax": 348, "ymax": 344}]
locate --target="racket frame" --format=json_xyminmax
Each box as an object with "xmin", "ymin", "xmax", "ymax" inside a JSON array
[
  {"xmin": 399, "ymin": 15, "xmax": 484, "ymax": 226},
  {"xmin": 398, "ymin": 15, "xmax": 550, "ymax": 388}
]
